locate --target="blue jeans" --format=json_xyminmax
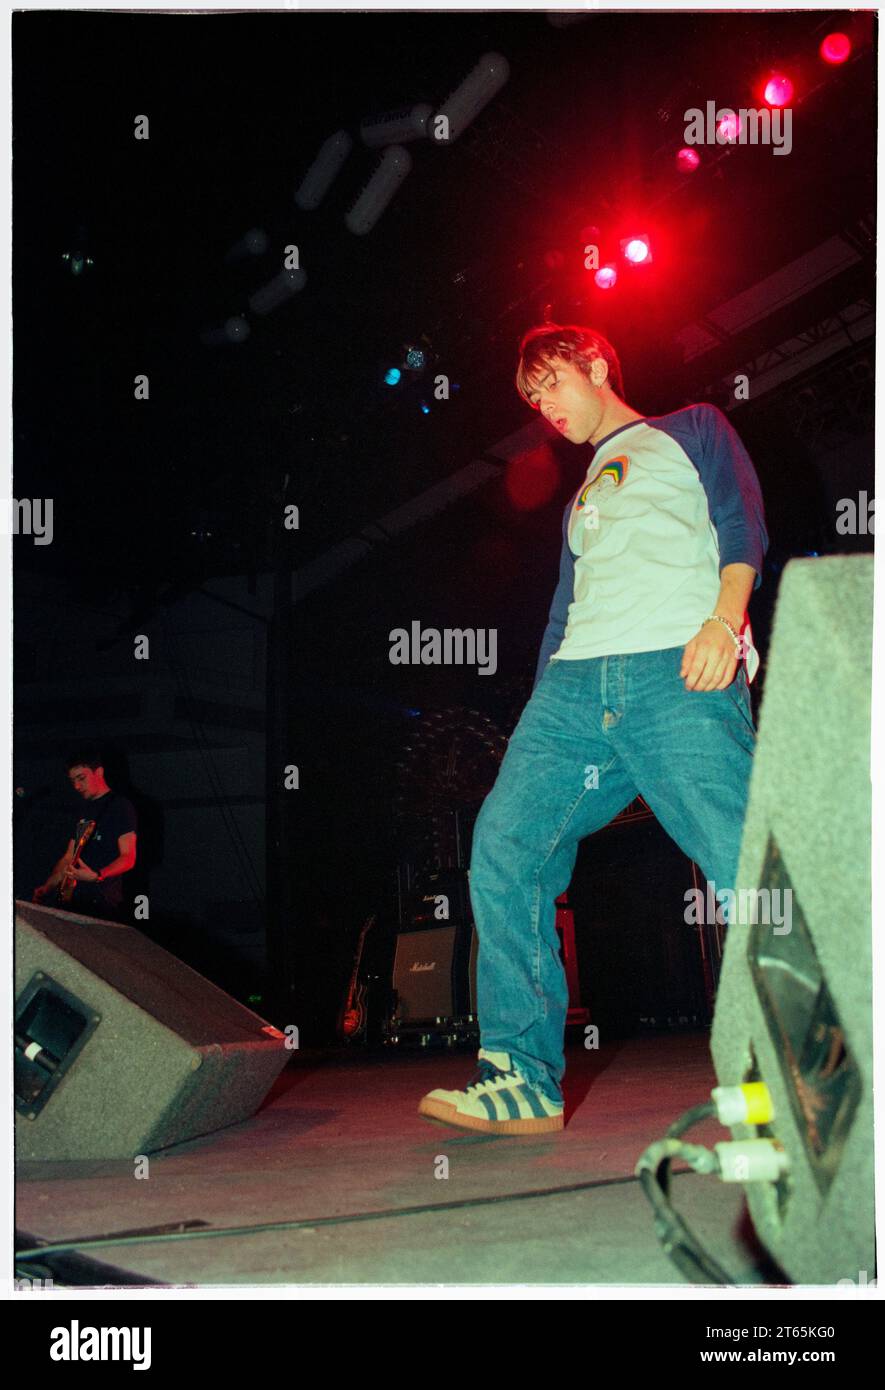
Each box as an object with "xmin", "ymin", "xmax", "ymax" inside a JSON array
[{"xmin": 468, "ymin": 645, "xmax": 757, "ymax": 1104}]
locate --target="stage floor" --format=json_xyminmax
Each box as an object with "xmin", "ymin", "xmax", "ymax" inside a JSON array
[{"xmin": 16, "ymin": 1032, "xmax": 784, "ymax": 1288}]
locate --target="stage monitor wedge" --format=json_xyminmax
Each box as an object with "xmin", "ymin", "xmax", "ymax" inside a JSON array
[
  {"xmin": 710, "ymin": 555, "xmax": 874, "ymax": 1285},
  {"xmin": 15, "ymin": 901, "xmax": 290, "ymax": 1161}
]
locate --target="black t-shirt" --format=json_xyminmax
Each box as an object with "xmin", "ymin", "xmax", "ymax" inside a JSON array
[{"xmin": 73, "ymin": 792, "xmax": 138, "ymax": 912}]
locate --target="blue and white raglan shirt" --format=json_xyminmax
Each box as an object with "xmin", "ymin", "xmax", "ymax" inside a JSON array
[{"xmin": 532, "ymin": 404, "xmax": 769, "ymax": 691}]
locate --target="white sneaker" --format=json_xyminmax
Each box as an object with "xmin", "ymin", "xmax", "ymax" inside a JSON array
[{"xmin": 418, "ymin": 1048, "xmax": 564, "ymax": 1134}]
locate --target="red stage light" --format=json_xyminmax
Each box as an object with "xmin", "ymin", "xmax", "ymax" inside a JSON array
[
  {"xmin": 594, "ymin": 264, "xmax": 617, "ymax": 289},
  {"xmin": 717, "ymin": 112, "xmax": 741, "ymax": 142},
  {"xmin": 505, "ymin": 447, "xmax": 560, "ymax": 511},
  {"xmin": 623, "ymin": 237, "xmax": 650, "ymax": 264},
  {"xmin": 676, "ymin": 147, "xmax": 700, "ymax": 172},
  {"xmin": 820, "ymin": 33, "xmax": 851, "ymax": 64},
  {"xmin": 763, "ymin": 73, "xmax": 794, "ymax": 107}
]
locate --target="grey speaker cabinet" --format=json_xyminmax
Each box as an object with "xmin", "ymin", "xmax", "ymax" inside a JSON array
[
  {"xmin": 710, "ymin": 555, "xmax": 874, "ymax": 1284},
  {"xmin": 15, "ymin": 901, "xmax": 290, "ymax": 1160}
]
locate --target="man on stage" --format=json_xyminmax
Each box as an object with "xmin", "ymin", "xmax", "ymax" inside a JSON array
[
  {"xmin": 33, "ymin": 750, "xmax": 138, "ymax": 921},
  {"xmin": 419, "ymin": 322, "xmax": 768, "ymax": 1134}
]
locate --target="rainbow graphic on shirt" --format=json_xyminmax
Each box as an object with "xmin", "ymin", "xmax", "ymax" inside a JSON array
[{"xmin": 575, "ymin": 454, "xmax": 629, "ymax": 508}]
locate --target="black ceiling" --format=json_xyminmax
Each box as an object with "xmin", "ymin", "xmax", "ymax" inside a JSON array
[{"xmin": 12, "ymin": 8, "xmax": 877, "ymax": 589}]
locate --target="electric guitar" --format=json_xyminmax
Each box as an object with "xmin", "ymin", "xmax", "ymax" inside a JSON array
[
  {"xmin": 337, "ymin": 913, "xmax": 377, "ymax": 1041},
  {"xmin": 58, "ymin": 819, "xmax": 97, "ymax": 904}
]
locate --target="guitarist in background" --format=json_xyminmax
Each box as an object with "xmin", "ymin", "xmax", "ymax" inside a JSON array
[{"xmin": 33, "ymin": 750, "xmax": 138, "ymax": 921}]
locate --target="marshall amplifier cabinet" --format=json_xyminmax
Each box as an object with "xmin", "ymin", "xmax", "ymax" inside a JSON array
[
  {"xmin": 391, "ymin": 921, "xmax": 478, "ymax": 1021},
  {"xmin": 401, "ymin": 867, "xmax": 472, "ymax": 931},
  {"xmin": 389, "ymin": 871, "xmax": 590, "ymax": 1045},
  {"xmin": 387, "ymin": 921, "xmax": 479, "ymax": 1045},
  {"xmin": 388, "ymin": 867, "xmax": 478, "ymax": 1045}
]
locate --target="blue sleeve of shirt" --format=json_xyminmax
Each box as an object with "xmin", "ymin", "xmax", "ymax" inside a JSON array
[
  {"xmin": 699, "ymin": 404, "xmax": 768, "ymax": 586},
  {"xmin": 532, "ymin": 500, "xmax": 576, "ymax": 691},
  {"xmin": 667, "ymin": 403, "xmax": 769, "ymax": 590}
]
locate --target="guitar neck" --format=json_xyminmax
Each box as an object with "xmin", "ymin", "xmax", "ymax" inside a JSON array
[{"xmin": 344, "ymin": 915, "xmax": 376, "ymax": 1003}]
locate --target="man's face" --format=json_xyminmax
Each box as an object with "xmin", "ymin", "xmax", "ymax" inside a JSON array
[
  {"xmin": 68, "ymin": 765, "xmax": 105, "ymax": 800},
  {"xmin": 523, "ymin": 355, "xmax": 607, "ymax": 445}
]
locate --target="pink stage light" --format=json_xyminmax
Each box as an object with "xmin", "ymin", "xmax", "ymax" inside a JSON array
[
  {"xmin": 820, "ymin": 33, "xmax": 851, "ymax": 65},
  {"xmin": 676, "ymin": 147, "xmax": 700, "ymax": 172},
  {"xmin": 623, "ymin": 237, "xmax": 650, "ymax": 264},
  {"xmin": 763, "ymin": 73, "xmax": 794, "ymax": 107},
  {"xmin": 594, "ymin": 264, "xmax": 617, "ymax": 289},
  {"xmin": 717, "ymin": 112, "xmax": 741, "ymax": 142}
]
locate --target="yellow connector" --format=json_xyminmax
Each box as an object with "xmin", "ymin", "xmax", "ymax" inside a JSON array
[{"xmin": 711, "ymin": 1081, "xmax": 775, "ymax": 1127}]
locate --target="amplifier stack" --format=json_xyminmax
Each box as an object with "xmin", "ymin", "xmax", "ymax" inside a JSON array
[{"xmin": 386, "ymin": 869, "xmax": 479, "ymax": 1047}]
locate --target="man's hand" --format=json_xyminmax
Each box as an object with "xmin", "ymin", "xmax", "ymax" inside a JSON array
[
  {"xmin": 67, "ymin": 864, "xmax": 100, "ymax": 883},
  {"xmin": 680, "ymin": 621, "xmax": 739, "ymax": 691}
]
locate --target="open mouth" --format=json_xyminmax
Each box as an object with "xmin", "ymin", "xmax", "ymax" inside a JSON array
[{"xmin": 555, "ymin": 418, "xmax": 568, "ymax": 432}]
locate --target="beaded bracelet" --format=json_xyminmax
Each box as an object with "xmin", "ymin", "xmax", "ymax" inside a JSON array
[{"xmin": 704, "ymin": 615, "xmax": 741, "ymax": 649}]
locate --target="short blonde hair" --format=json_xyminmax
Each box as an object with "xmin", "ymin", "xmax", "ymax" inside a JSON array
[{"xmin": 516, "ymin": 322, "xmax": 625, "ymax": 403}]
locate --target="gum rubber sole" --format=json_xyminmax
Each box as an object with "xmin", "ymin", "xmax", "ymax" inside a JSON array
[{"xmin": 418, "ymin": 1096, "xmax": 564, "ymax": 1135}]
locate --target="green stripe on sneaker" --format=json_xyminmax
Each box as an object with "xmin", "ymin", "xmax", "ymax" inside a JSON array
[
  {"xmin": 478, "ymin": 1093, "xmax": 498, "ymax": 1122},
  {"xmin": 514, "ymin": 1084, "xmax": 547, "ymax": 1119},
  {"xmin": 497, "ymin": 1087, "xmax": 521, "ymax": 1120}
]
